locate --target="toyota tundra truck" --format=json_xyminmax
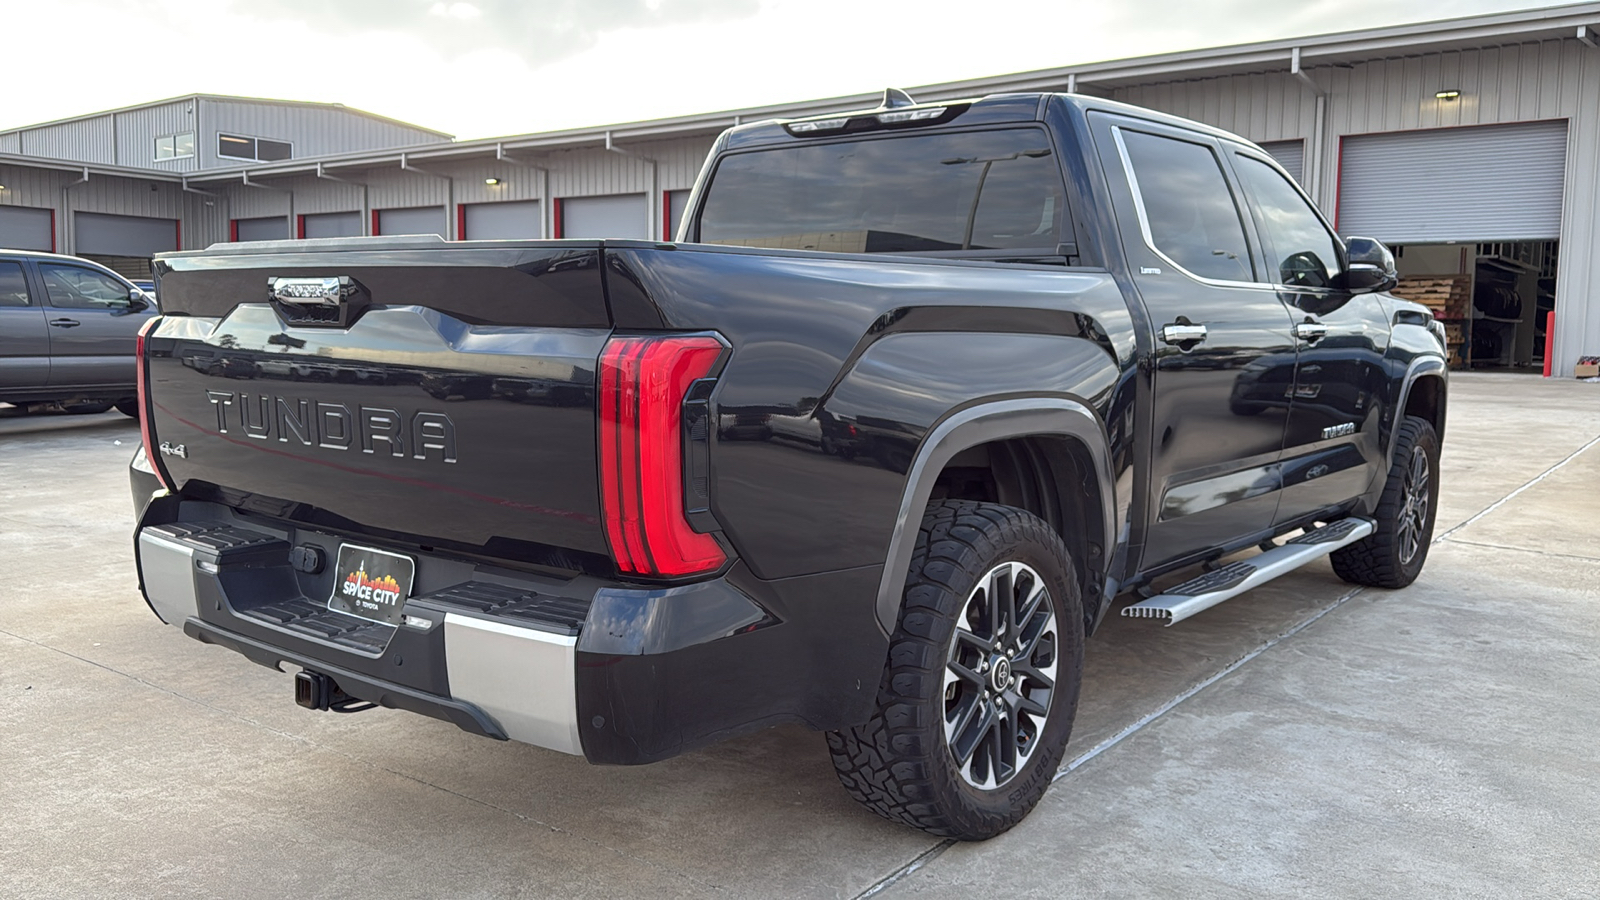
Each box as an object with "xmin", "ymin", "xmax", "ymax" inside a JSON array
[{"xmin": 129, "ymin": 90, "xmax": 1447, "ymax": 840}]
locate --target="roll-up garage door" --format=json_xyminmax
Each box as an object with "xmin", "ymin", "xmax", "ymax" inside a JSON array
[
  {"xmin": 463, "ymin": 200, "xmax": 541, "ymax": 239},
  {"xmin": 75, "ymin": 211, "xmax": 177, "ymax": 257},
  {"xmin": 0, "ymin": 206, "xmax": 53, "ymax": 251},
  {"xmin": 1258, "ymin": 140, "xmax": 1304, "ymax": 186},
  {"xmin": 377, "ymin": 206, "xmax": 445, "ymax": 237},
  {"xmin": 301, "ymin": 212, "xmax": 362, "ymax": 239},
  {"xmin": 234, "ymin": 216, "xmax": 288, "ymax": 242},
  {"xmin": 1338, "ymin": 121, "xmax": 1567, "ymax": 242},
  {"xmin": 560, "ymin": 194, "xmax": 647, "ymax": 239}
]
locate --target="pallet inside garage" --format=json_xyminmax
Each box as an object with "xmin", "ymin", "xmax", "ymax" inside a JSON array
[
  {"xmin": 1390, "ymin": 276, "xmax": 1472, "ymax": 367},
  {"xmin": 1391, "ymin": 276, "xmax": 1471, "ymax": 320}
]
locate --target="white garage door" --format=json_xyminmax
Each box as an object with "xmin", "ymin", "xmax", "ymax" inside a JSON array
[
  {"xmin": 75, "ymin": 211, "xmax": 177, "ymax": 257},
  {"xmin": 1258, "ymin": 140, "xmax": 1304, "ymax": 186},
  {"xmin": 561, "ymin": 194, "xmax": 647, "ymax": 239},
  {"xmin": 235, "ymin": 216, "xmax": 288, "ymax": 242},
  {"xmin": 463, "ymin": 200, "xmax": 541, "ymax": 239},
  {"xmin": 377, "ymin": 206, "xmax": 446, "ymax": 237},
  {"xmin": 1338, "ymin": 121, "xmax": 1567, "ymax": 242},
  {"xmin": 302, "ymin": 212, "xmax": 362, "ymax": 239},
  {"xmin": 0, "ymin": 206, "xmax": 53, "ymax": 251}
]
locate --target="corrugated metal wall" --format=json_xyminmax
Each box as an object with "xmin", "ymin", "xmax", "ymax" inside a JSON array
[
  {"xmin": 199, "ymin": 100, "xmax": 444, "ymax": 168},
  {"xmin": 17, "ymin": 116, "xmax": 116, "ymax": 165},
  {"xmin": 118, "ymin": 101, "xmax": 200, "ymax": 173},
  {"xmin": 0, "ymin": 134, "xmax": 21, "ymax": 154},
  {"xmin": 0, "ymin": 164, "xmax": 75, "ymax": 218}
]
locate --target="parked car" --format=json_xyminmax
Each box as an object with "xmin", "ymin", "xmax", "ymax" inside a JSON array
[
  {"xmin": 0, "ymin": 250, "xmax": 158, "ymax": 416},
  {"xmin": 127, "ymin": 90, "xmax": 1447, "ymax": 841}
]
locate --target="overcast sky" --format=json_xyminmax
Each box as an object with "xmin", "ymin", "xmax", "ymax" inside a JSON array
[{"xmin": 5, "ymin": 0, "xmax": 1559, "ymax": 139}]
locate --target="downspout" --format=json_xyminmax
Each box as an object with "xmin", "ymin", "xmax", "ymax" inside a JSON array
[
  {"xmin": 242, "ymin": 170, "xmax": 294, "ymax": 239},
  {"xmin": 181, "ymin": 177, "xmax": 220, "ymax": 250},
  {"xmin": 61, "ymin": 166, "xmax": 89, "ymax": 254},
  {"xmin": 606, "ymin": 131, "xmax": 660, "ymax": 239},
  {"xmin": 1291, "ymin": 47, "xmax": 1330, "ymax": 208},
  {"xmin": 317, "ymin": 162, "xmax": 369, "ymax": 237},
  {"xmin": 496, "ymin": 143, "xmax": 552, "ymax": 238},
  {"xmin": 400, "ymin": 153, "xmax": 454, "ymax": 239}
]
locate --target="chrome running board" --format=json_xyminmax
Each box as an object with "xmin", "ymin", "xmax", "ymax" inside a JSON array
[{"xmin": 1122, "ymin": 517, "xmax": 1376, "ymax": 626}]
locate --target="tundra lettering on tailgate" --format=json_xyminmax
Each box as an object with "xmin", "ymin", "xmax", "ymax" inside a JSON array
[{"xmin": 204, "ymin": 390, "xmax": 457, "ymax": 463}]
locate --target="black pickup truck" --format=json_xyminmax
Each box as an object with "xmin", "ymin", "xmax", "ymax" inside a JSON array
[{"xmin": 129, "ymin": 91, "xmax": 1446, "ymax": 840}]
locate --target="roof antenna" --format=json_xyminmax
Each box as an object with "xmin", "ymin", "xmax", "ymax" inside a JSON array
[{"xmin": 882, "ymin": 88, "xmax": 916, "ymax": 109}]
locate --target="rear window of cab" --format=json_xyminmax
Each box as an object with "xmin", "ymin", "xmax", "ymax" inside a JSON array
[{"xmin": 696, "ymin": 128, "xmax": 1071, "ymax": 255}]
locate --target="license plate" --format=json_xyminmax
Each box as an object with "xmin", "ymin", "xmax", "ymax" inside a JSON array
[{"xmin": 327, "ymin": 544, "xmax": 415, "ymax": 627}]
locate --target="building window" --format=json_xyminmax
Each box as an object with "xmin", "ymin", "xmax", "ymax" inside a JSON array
[
  {"xmin": 154, "ymin": 132, "xmax": 195, "ymax": 161},
  {"xmin": 218, "ymin": 133, "xmax": 293, "ymax": 162}
]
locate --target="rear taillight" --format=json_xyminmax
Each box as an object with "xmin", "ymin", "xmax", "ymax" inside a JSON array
[
  {"xmin": 599, "ymin": 335, "xmax": 726, "ymax": 577},
  {"xmin": 136, "ymin": 317, "xmax": 172, "ymax": 491}
]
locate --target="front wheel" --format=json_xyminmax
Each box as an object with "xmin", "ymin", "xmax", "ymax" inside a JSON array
[
  {"xmin": 827, "ymin": 500, "xmax": 1084, "ymax": 840},
  {"xmin": 1331, "ymin": 415, "xmax": 1440, "ymax": 588}
]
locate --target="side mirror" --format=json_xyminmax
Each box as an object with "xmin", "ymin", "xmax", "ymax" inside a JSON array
[
  {"xmin": 115, "ymin": 289, "xmax": 151, "ymax": 313},
  {"xmin": 1340, "ymin": 236, "xmax": 1398, "ymax": 294}
]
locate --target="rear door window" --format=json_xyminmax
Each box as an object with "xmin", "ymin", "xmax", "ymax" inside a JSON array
[
  {"xmin": 1116, "ymin": 128, "xmax": 1253, "ymax": 283},
  {"xmin": 698, "ymin": 129, "xmax": 1069, "ymax": 254},
  {"xmin": 0, "ymin": 262, "xmax": 31, "ymax": 306}
]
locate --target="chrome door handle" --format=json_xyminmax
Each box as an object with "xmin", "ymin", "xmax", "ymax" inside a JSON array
[
  {"xmin": 1160, "ymin": 323, "xmax": 1208, "ymax": 345},
  {"xmin": 1292, "ymin": 321, "xmax": 1328, "ymax": 342},
  {"xmin": 48, "ymin": 318, "xmax": 81, "ymax": 328}
]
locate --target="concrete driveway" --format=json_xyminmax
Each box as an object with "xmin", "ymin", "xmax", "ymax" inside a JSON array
[{"xmin": 2, "ymin": 373, "xmax": 1596, "ymax": 898}]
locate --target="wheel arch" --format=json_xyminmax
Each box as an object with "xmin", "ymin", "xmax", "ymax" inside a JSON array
[
  {"xmin": 1391, "ymin": 358, "xmax": 1448, "ymax": 460},
  {"xmin": 874, "ymin": 398, "xmax": 1117, "ymax": 638}
]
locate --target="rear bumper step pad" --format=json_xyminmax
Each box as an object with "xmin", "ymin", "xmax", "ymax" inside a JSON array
[
  {"xmin": 183, "ymin": 617, "xmax": 507, "ymax": 739},
  {"xmin": 1122, "ymin": 517, "xmax": 1375, "ymax": 626},
  {"xmin": 139, "ymin": 517, "xmax": 587, "ymax": 756}
]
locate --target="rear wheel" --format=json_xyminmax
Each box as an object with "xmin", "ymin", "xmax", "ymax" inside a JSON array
[
  {"xmin": 114, "ymin": 398, "xmax": 140, "ymax": 419},
  {"xmin": 1331, "ymin": 415, "xmax": 1440, "ymax": 588},
  {"xmin": 827, "ymin": 500, "xmax": 1084, "ymax": 840}
]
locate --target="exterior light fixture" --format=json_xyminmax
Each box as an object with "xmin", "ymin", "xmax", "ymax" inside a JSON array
[
  {"xmin": 484, "ymin": 177, "xmax": 501, "ymax": 185},
  {"xmin": 1435, "ymin": 90, "xmax": 1461, "ymax": 100}
]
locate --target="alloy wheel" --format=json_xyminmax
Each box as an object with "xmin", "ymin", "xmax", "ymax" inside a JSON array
[
  {"xmin": 1397, "ymin": 445, "xmax": 1431, "ymax": 565},
  {"xmin": 942, "ymin": 561, "xmax": 1059, "ymax": 790}
]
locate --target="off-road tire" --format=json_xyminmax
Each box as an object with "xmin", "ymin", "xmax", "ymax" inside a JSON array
[
  {"xmin": 826, "ymin": 500, "xmax": 1084, "ymax": 840},
  {"xmin": 1331, "ymin": 415, "xmax": 1440, "ymax": 588},
  {"xmin": 114, "ymin": 398, "xmax": 140, "ymax": 419}
]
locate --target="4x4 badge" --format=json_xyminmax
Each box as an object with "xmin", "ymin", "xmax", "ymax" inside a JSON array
[{"xmin": 158, "ymin": 441, "xmax": 188, "ymax": 459}]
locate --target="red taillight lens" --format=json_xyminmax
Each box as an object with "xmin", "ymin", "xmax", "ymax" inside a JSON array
[
  {"xmin": 136, "ymin": 317, "xmax": 172, "ymax": 491},
  {"xmin": 599, "ymin": 335, "xmax": 726, "ymax": 577}
]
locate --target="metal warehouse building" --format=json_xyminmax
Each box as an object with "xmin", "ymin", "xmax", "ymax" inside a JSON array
[{"xmin": 2, "ymin": 3, "xmax": 1599, "ymax": 374}]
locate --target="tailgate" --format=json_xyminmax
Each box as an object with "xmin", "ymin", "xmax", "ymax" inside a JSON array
[{"xmin": 145, "ymin": 240, "xmax": 613, "ymax": 570}]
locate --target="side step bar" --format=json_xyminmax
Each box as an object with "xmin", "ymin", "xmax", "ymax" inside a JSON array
[{"xmin": 1122, "ymin": 517, "xmax": 1375, "ymax": 626}]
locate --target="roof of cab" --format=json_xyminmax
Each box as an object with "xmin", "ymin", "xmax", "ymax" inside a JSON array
[{"xmin": 719, "ymin": 90, "xmax": 1263, "ymax": 153}]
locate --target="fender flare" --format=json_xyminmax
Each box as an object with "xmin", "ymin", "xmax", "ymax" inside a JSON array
[
  {"xmin": 873, "ymin": 397, "xmax": 1118, "ymax": 634},
  {"xmin": 1389, "ymin": 356, "xmax": 1447, "ymax": 463}
]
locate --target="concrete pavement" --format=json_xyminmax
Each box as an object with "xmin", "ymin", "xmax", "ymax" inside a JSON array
[{"xmin": 1, "ymin": 373, "xmax": 1597, "ymax": 898}]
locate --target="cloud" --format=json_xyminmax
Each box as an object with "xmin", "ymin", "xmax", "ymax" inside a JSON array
[{"xmin": 244, "ymin": 0, "xmax": 760, "ymax": 66}]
